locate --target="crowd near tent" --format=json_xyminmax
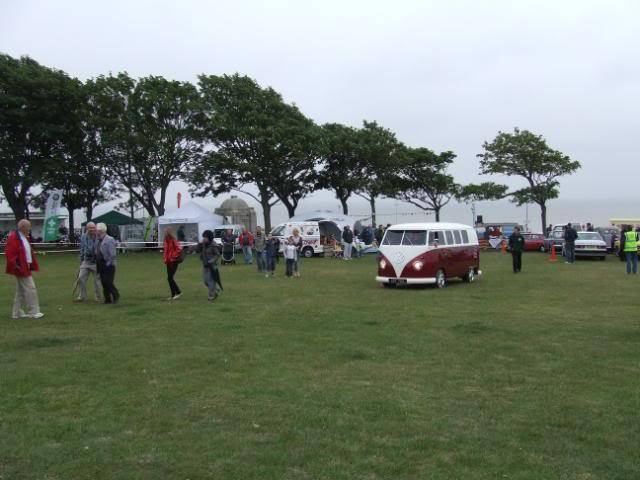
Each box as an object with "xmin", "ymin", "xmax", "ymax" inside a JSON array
[{"xmin": 157, "ymin": 202, "xmax": 224, "ymax": 243}]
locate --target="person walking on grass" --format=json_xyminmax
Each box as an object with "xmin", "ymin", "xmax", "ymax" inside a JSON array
[
  {"xmin": 564, "ymin": 223, "xmax": 578, "ymax": 264},
  {"xmin": 238, "ymin": 227, "xmax": 254, "ymax": 265},
  {"xmin": 5, "ymin": 219, "xmax": 43, "ymax": 319},
  {"xmin": 196, "ymin": 230, "xmax": 223, "ymax": 300},
  {"xmin": 95, "ymin": 222, "xmax": 120, "ymax": 304},
  {"xmin": 621, "ymin": 225, "xmax": 638, "ymax": 274},
  {"xmin": 291, "ymin": 228, "xmax": 303, "ymax": 277},
  {"xmin": 508, "ymin": 226, "xmax": 525, "ymax": 273},
  {"xmin": 342, "ymin": 225, "xmax": 354, "ymax": 260},
  {"xmin": 265, "ymin": 233, "xmax": 279, "ymax": 277},
  {"xmin": 163, "ymin": 227, "xmax": 183, "ymax": 300},
  {"xmin": 254, "ymin": 226, "xmax": 266, "ymax": 273},
  {"xmin": 284, "ymin": 237, "xmax": 297, "ymax": 278},
  {"xmin": 76, "ymin": 222, "xmax": 103, "ymax": 303}
]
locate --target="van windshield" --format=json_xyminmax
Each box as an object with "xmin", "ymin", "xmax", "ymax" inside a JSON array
[
  {"xmin": 382, "ymin": 230, "xmax": 403, "ymax": 245},
  {"xmin": 271, "ymin": 226, "xmax": 285, "ymax": 236},
  {"xmin": 382, "ymin": 230, "xmax": 426, "ymax": 246}
]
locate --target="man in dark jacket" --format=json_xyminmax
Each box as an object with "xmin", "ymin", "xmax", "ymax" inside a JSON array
[
  {"xmin": 564, "ymin": 223, "xmax": 578, "ymax": 264},
  {"xmin": 342, "ymin": 226, "xmax": 354, "ymax": 260},
  {"xmin": 508, "ymin": 226, "xmax": 525, "ymax": 273},
  {"xmin": 196, "ymin": 230, "xmax": 222, "ymax": 300}
]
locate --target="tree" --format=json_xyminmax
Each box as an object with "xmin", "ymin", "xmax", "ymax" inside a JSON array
[
  {"xmin": 40, "ymin": 79, "xmax": 119, "ymax": 237},
  {"xmin": 317, "ymin": 123, "xmax": 363, "ymax": 214},
  {"xmin": 354, "ymin": 121, "xmax": 404, "ymax": 226},
  {"xmin": 0, "ymin": 54, "xmax": 77, "ymax": 220},
  {"xmin": 192, "ymin": 74, "xmax": 319, "ymax": 230},
  {"xmin": 392, "ymin": 147, "xmax": 459, "ymax": 221},
  {"xmin": 477, "ymin": 128, "xmax": 580, "ymax": 231},
  {"xmin": 96, "ymin": 74, "xmax": 202, "ymax": 217}
]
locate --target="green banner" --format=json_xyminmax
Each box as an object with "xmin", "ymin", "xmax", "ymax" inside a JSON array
[{"xmin": 43, "ymin": 215, "xmax": 61, "ymax": 242}]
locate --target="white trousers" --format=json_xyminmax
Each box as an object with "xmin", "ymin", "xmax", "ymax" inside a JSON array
[
  {"xmin": 77, "ymin": 261, "xmax": 103, "ymax": 301},
  {"xmin": 13, "ymin": 275, "xmax": 40, "ymax": 317}
]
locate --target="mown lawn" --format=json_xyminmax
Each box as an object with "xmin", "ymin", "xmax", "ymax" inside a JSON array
[{"xmin": 0, "ymin": 250, "xmax": 638, "ymax": 480}]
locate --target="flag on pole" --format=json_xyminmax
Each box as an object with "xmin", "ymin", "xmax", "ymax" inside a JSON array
[{"xmin": 43, "ymin": 190, "xmax": 63, "ymax": 242}]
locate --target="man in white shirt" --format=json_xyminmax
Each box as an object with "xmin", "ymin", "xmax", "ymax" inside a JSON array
[{"xmin": 5, "ymin": 219, "xmax": 43, "ymax": 319}]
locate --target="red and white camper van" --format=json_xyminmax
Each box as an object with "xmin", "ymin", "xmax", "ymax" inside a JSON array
[{"xmin": 376, "ymin": 222, "xmax": 481, "ymax": 288}]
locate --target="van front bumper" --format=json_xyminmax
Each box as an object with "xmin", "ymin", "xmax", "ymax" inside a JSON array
[{"xmin": 375, "ymin": 276, "xmax": 436, "ymax": 285}]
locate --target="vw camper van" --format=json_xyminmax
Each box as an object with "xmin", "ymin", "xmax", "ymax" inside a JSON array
[{"xmin": 376, "ymin": 222, "xmax": 481, "ymax": 288}]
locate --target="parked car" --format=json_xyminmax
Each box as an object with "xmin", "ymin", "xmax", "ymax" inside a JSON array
[
  {"xmin": 566, "ymin": 231, "xmax": 607, "ymax": 260},
  {"xmin": 543, "ymin": 229, "xmax": 565, "ymax": 252},
  {"xmin": 376, "ymin": 222, "xmax": 481, "ymax": 288},
  {"xmin": 523, "ymin": 233, "xmax": 545, "ymax": 251}
]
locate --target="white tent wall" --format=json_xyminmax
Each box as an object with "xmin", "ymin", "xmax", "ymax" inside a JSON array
[{"xmin": 157, "ymin": 202, "xmax": 224, "ymax": 244}]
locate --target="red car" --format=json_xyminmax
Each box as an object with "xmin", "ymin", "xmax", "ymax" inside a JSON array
[{"xmin": 523, "ymin": 233, "xmax": 545, "ymax": 252}]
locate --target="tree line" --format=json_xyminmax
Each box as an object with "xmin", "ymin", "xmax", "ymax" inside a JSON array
[{"xmin": 0, "ymin": 53, "xmax": 580, "ymax": 233}]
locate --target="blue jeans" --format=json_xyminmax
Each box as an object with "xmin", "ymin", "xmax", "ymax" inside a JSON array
[
  {"xmin": 266, "ymin": 254, "xmax": 276, "ymax": 273},
  {"xmin": 626, "ymin": 251, "xmax": 638, "ymax": 274},
  {"xmin": 256, "ymin": 250, "xmax": 265, "ymax": 272},
  {"xmin": 564, "ymin": 243, "xmax": 575, "ymax": 263},
  {"xmin": 242, "ymin": 246, "xmax": 252, "ymax": 264}
]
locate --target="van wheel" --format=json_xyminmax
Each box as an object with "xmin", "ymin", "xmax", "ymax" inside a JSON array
[
  {"xmin": 435, "ymin": 269, "xmax": 446, "ymax": 289},
  {"xmin": 464, "ymin": 267, "xmax": 475, "ymax": 283},
  {"xmin": 302, "ymin": 247, "xmax": 314, "ymax": 258}
]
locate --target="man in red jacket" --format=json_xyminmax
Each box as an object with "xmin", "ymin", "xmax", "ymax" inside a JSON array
[
  {"xmin": 5, "ymin": 219, "xmax": 44, "ymax": 319},
  {"xmin": 238, "ymin": 227, "xmax": 254, "ymax": 265}
]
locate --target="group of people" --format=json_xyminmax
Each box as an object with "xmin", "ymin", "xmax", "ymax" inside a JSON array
[{"xmin": 508, "ymin": 222, "xmax": 583, "ymax": 272}]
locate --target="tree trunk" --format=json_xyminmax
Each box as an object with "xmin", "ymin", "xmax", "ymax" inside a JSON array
[
  {"xmin": 67, "ymin": 206, "xmax": 76, "ymax": 242},
  {"xmin": 539, "ymin": 202, "xmax": 547, "ymax": 235},
  {"xmin": 86, "ymin": 204, "xmax": 94, "ymax": 223},
  {"xmin": 3, "ymin": 193, "xmax": 29, "ymax": 222},
  {"xmin": 262, "ymin": 201, "xmax": 272, "ymax": 232},
  {"xmin": 434, "ymin": 208, "xmax": 441, "ymax": 222},
  {"xmin": 369, "ymin": 196, "xmax": 376, "ymax": 227},
  {"xmin": 285, "ymin": 203, "xmax": 296, "ymax": 219},
  {"xmin": 339, "ymin": 197, "xmax": 349, "ymax": 215}
]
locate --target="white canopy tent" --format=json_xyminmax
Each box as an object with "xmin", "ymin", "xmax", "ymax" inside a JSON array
[{"xmin": 157, "ymin": 202, "xmax": 224, "ymax": 243}]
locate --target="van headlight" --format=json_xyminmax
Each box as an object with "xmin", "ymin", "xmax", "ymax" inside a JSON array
[
  {"xmin": 379, "ymin": 259, "xmax": 387, "ymax": 269},
  {"xmin": 413, "ymin": 260, "xmax": 423, "ymax": 271}
]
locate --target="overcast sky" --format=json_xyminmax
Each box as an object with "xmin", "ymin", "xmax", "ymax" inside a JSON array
[{"xmin": 1, "ymin": 0, "xmax": 638, "ymax": 229}]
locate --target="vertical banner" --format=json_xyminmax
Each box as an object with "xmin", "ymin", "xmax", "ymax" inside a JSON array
[
  {"xmin": 43, "ymin": 190, "xmax": 63, "ymax": 242},
  {"xmin": 177, "ymin": 192, "xmax": 182, "ymax": 209}
]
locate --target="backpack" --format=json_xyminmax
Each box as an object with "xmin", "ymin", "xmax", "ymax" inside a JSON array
[{"xmin": 176, "ymin": 246, "xmax": 187, "ymax": 264}]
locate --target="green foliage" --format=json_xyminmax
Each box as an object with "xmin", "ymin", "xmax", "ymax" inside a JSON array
[
  {"xmin": 192, "ymin": 74, "xmax": 320, "ymax": 229},
  {"xmin": 354, "ymin": 121, "xmax": 405, "ymax": 224},
  {"xmin": 477, "ymin": 127, "xmax": 580, "ymax": 229},
  {"xmin": 459, "ymin": 181, "xmax": 509, "ymax": 202},
  {"xmin": 392, "ymin": 147, "xmax": 459, "ymax": 221},
  {"xmin": 317, "ymin": 123, "xmax": 364, "ymax": 214},
  {"xmin": 0, "ymin": 54, "xmax": 77, "ymax": 219},
  {"xmin": 93, "ymin": 74, "xmax": 202, "ymax": 216}
]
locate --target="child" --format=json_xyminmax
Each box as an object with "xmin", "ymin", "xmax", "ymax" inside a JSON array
[
  {"xmin": 284, "ymin": 237, "xmax": 297, "ymax": 278},
  {"xmin": 265, "ymin": 234, "xmax": 279, "ymax": 277}
]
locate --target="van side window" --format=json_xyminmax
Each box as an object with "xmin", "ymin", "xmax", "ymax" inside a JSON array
[
  {"xmin": 453, "ymin": 230, "xmax": 462, "ymax": 244},
  {"xmin": 445, "ymin": 230, "xmax": 454, "ymax": 245},
  {"xmin": 461, "ymin": 230, "xmax": 469, "ymax": 243},
  {"xmin": 428, "ymin": 231, "xmax": 444, "ymax": 246},
  {"xmin": 402, "ymin": 230, "xmax": 426, "ymax": 246},
  {"xmin": 382, "ymin": 230, "xmax": 403, "ymax": 245}
]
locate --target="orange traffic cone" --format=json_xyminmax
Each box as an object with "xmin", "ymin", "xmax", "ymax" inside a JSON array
[
  {"xmin": 501, "ymin": 240, "xmax": 507, "ymax": 253},
  {"xmin": 549, "ymin": 246, "xmax": 558, "ymax": 262}
]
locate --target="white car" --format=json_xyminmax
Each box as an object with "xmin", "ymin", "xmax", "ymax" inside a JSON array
[{"xmin": 567, "ymin": 231, "xmax": 607, "ymax": 260}]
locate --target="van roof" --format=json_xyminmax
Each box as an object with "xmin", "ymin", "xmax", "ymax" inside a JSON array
[{"xmin": 387, "ymin": 222, "xmax": 473, "ymax": 230}]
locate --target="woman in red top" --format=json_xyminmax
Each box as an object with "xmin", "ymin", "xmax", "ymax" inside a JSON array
[{"xmin": 163, "ymin": 227, "xmax": 183, "ymax": 300}]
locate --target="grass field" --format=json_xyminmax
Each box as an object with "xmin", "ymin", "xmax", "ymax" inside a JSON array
[{"xmin": 1, "ymin": 250, "xmax": 639, "ymax": 479}]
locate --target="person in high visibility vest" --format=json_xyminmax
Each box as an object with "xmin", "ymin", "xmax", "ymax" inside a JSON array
[{"xmin": 621, "ymin": 225, "xmax": 638, "ymax": 274}]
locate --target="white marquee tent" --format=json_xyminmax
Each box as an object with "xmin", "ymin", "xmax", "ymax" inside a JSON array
[{"xmin": 157, "ymin": 202, "xmax": 224, "ymax": 243}]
